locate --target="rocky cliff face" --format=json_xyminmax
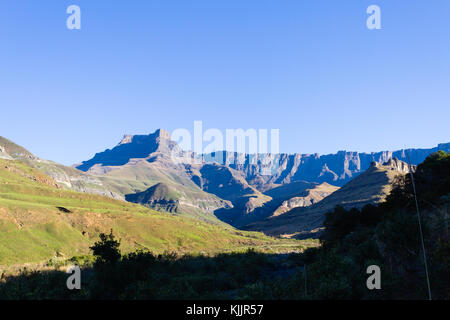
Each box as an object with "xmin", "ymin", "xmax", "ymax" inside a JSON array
[
  {"xmin": 75, "ymin": 129, "xmax": 448, "ymax": 191},
  {"xmin": 203, "ymin": 143, "xmax": 450, "ymax": 188}
]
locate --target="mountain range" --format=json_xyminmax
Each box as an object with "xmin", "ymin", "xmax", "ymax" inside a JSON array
[
  {"xmin": 72, "ymin": 130, "xmax": 449, "ymax": 233},
  {"xmin": 2, "ymin": 131, "xmax": 449, "ymax": 244},
  {"xmin": 203, "ymin": 142, "xmax": 450, "ymax": 188}
]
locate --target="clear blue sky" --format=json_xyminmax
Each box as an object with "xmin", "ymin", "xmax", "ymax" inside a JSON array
[{"xmin": 1, "ymin": 0, "xmax": 449, "ymax": 165}]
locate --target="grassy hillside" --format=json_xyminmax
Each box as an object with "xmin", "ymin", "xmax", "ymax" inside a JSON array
[
  {"xmin": 0, "ymin": 136, "xmax": 124, "ymax": 199},
  {"xmin": 0, "ymin": 159, "xmax": 311, "ymax": 267}
]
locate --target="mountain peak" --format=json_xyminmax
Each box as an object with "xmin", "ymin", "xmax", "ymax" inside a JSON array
[
  {"xmin": 155, "ymin": 128, "xmax": 171, "ymax": 140},
  {"xmin": 118, "ymin": 135, "xmax": 134, "ymax": 145},
  {"xmin": 117, "ymin": 129, "xmax": 171, "ymax": 146},
  {"xmin": 76, "ymin": 129, "xmax": 177, "ymax": 172}
]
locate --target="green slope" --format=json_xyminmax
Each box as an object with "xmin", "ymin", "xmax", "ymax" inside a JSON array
[{"xmin": 0, "ymin": 136, "xmax": 123, "ymax": 199}]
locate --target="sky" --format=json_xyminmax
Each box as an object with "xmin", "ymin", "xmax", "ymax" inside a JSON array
[{"xmin": 1, "ymin": 0, "xmax": 449, "ymax": 165}]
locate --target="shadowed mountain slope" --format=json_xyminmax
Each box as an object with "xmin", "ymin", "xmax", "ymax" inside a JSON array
[{"xmin": 185, "ymin": 163, "xmax": 271, "ymax": 226}]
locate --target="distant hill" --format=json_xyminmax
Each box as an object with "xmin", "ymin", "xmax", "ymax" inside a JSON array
[
  {"xmin": 269, "ymin": 182, "xmax": 340, "ymax": 217},
  {"xmin": 245, "ymin": 158, "xmax": 414, "ymax": 237},
  {"xmin": 125, "ymin": 182, "xmax": 182, "ymax": 213},
  {"xmin": 265, "ymin": 180, "xmax": 321, "ymax": 200}
]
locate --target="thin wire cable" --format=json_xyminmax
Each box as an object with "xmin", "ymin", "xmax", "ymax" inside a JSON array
[
  {"xmin": 304, "ymin": 264, "xmax": 307, "ymax": 297},
  {"xmin": 406, "ymin": 152, "xmax": 432, "ymax": 300}
]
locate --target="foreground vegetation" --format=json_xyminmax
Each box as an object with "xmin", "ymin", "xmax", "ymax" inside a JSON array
[{"xmin": 0, "ymin": 240, "xmax": 313, "ymax": 300}]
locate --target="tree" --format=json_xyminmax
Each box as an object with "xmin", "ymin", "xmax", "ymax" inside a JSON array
[{"xmin": 90, "ymin": 229, "xmax": 121, "ymax": 265}]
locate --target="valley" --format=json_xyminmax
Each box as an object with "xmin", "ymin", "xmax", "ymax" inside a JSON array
[{"xmin": 0, "ymin": 132, "xmax": 448, "ymax": 269}]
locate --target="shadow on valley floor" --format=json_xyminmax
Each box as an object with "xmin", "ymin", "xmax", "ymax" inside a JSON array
[{"xmin": 0, "ymin": 243, "xmax": 310, "ymax": 300}]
